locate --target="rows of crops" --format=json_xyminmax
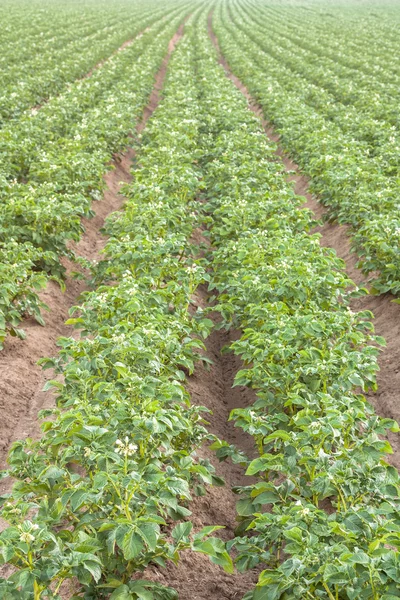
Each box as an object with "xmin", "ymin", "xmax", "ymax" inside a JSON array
[
  {"xmin": 1, "ymin": 1, "xmax": 400, "ymax": 599},
  {"xmin": 201, "ymin": 13, "xmax": 400, "ymax": 598},
  {"xmin": 0, "ymin": 1, "xmax": 194, "ymax": 347},
  {"xmin": 0, "ymin": 14, "xmax": 235, "ymax": 597},
  {"xmin": 213, "ymin": 0, "xmax": 400, "ymax": 295},
  {"xmin": 0, "ymin": 0, "xmax": 186, "ymax": 123}
]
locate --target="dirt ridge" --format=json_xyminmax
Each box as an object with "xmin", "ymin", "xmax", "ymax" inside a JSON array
[
  {"xmin": 207, "ymin": 10, "xmax": 400, "ymax": 469},
  {"xmin": 144, "ymin": 282, "xmax": 259, "ymax": 599}
]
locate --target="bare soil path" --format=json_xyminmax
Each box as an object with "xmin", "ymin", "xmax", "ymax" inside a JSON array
[
  {"xmin": 145, "ymin": 282, "xmax": 259, "ymax": 599},
  {"xmin": 207, "ymin": 10, "xmax": 400, "ymax": 469}
]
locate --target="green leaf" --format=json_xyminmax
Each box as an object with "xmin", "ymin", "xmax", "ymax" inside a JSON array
[
  {"xmin": 264, "ymin": 430, "xmax": 291, "ymax": 443},
  {"xmin": 171, "ymin": 522, "xmax": 192, "ymax": 544},
  {"xmin": 65, "ymin": 317, "xmax": 84, "ymax": 326},
  {"xmin": 254, "ymin": 584, "xmax": 279, "ymax": 600},
  {"xmin": 40, "ymin": 465, "xmax": 65, "ymax": 480},
  {"xmin": 374, "ymin": 335, "xmax": 387, "ymax": 347},
  {"xmin": 123, "ymin": 530, "xmax": 144, "ymax": 560},
  {"xmin": 254, "ymin": 491, "xmax": 280, "ymax": 504},
  {"xmin": 236, "ymin": 498, "xmax": 256, "ymax": 516},
  {"xmin": 42, "ymin": 379, "xmax": 64, "ymax": 392},
  {"xmin": 193, "ymin": 526, "xmax": 225, "ymax": 541},
  {"xmin": 246, "ymin": 457, "xmax": 267, "ymax": 476},
  {"xmin": 348, "ymin": 373, "xmax": 364, "ymax": 388},
  {"xmin": 347, "ymin": 551, "xmax": 370, "ymax": 565},
  {"xmin": 192, "ymin": 537, "xmax": 234, "ymax": 573},
  {"xmin": 110, "ymin": 586, "xmax": 133, "ymax": 600},
  {"xmin": 136, "ymin": 522, "xmax": 159, "ymax": 552},
  {"xmin": 83, "ymin": 560, "xmax": 102, "ymax": 583},
  {"xmin": 283, "ymin": 527, "xmax": 303, "ymax": 543},
  {"xmin": 70, "ymin": 490, "xmax": 87, "ymax": 511}
]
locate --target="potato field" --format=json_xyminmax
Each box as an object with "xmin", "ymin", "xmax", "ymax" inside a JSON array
[{"xmin": 0, "ymin": 0, "xmax": 400, "ymax": 599}]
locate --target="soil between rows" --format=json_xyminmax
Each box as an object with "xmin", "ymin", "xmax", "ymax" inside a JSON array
[
  {"xmin": 0, "ymin": 153, "xmax": 132, "ymax": 471},
  {"xmin": 141, "ymin": 213, "xmax": 259, "ymax": 596},
  {"xmin": 144, "ymin": 288, "xmax": 259, "ymax": 599},
  {"xmin": 207, "ymin": 10, "xmax": 400, "ymax": 470}
]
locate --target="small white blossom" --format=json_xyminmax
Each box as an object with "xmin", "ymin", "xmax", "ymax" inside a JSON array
[
  {"xmin": 20, "ymin": 532, "xmax": 35, "ymax": 544},
  {"xmin": 115, "ymin": 437, "xmax": 138, "ymax": 457}
]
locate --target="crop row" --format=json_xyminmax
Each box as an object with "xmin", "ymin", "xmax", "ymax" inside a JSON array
[
  {"xmin": 240, "ymin": 0, "xmax": 400, "ymax": 119},
  {"xmin": 0, "ymin": 0, "xmax": 183, "ymax": 124},
  {"xmin": 229, "ymin": 0, "xmax": 400, "ymax": 151},
  {"xmin": 213, "ymin": 0, "xmax": 400, "ymax": 295},
  {"xmin": 194, "ymin": 12, "xmax": 400, "ymax": 599},
  {"xmin": 240, "ymin": 0, "xmax": 400, "ymax": 80},
  {"xmin": 0, "ymin": 11, "xmax": 232, "ymax": 599},
  {"xmin": 0, "ymin": 5, "xmax": 193, "ymax": 348}
]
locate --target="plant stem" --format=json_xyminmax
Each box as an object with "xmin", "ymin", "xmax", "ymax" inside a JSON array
[{"xmin": 322, "ymin": 583, "xmax": 336, "ymax": 600}]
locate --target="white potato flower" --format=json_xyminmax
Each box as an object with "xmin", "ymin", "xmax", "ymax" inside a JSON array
[{"xmin": 115, "ymin": 436, "xmax": 138, "ymax": 457}]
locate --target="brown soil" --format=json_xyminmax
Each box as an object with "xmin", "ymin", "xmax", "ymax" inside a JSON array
[
  {"xmin": 0, "ymin": 153, "xmax": 132, "ymax": 466},
  {"xmin": 0, "ymin": 21, "xmax": 187, "ymax": 474},
  {"xmin": 207, "ymin": 11, "xmax": 400, "ymax": 469},
  {"xmin": 139, "ymin": 207, "xmax": 259, "ymax": 596},
  {"xmin": 144, "ymin": 284, "xmax": 259, "ymax": 599},
  {"xmin": 138, "ymin": 21, "xmax": 187, "ymax": 131}
]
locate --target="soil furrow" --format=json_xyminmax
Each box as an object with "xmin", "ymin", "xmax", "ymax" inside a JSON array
[
  {"xmin": 144, "ymin": 280, "xmax": 259, "ymax": 599},
  {"xmin": 139, "ymin": 19, "xmax": 188, "ymax": 131},
  {"xmin": 0, "ymin": 20, "xmax": 188, "ymax": 473},
  {"xmin": 207, "ymin": 10, "xmax": 400, "ymax": 469}
]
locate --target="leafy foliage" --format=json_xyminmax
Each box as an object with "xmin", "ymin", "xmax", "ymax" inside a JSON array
[
  {"xmin": 2, "ymin": 4, "xmax": 400, "ymax": 599},
  {"xmin": 0, "ymin": 4, "xmax": 189, "ymax": 346},
  {"xmin": 214, "ymin": 0, "xmax": 400, "ymax": 295},
  {"xmin": 0, "ymin": 0, "xmax": 174, "ymax": 124},
  {"xmin": 199, "ymin": 11, "xmax": 400, "ymax": 599},
  {"xmin": 0, "ymin": 13, "xmax": 233, "ymax": 597}
]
